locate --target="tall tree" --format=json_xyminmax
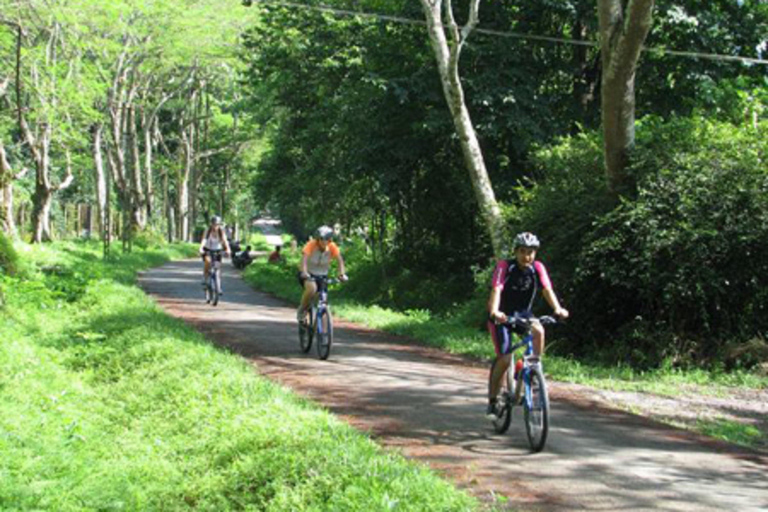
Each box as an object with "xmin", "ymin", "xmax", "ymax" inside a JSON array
[
  {"xmin": 598, "ymin": 0, "xmax": 655, "ymax": 195},
  {"xmin": 418, "ymin": 0, "xmax": 506, "ymax": 257}
]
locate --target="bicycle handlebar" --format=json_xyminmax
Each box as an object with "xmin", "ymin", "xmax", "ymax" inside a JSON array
[{"xmin": 500, "ymin": 314, "xmax": 558, "ymax": 329}]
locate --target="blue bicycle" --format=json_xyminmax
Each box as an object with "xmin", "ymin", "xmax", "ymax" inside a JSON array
[
  {"xmin": 491, "ymin": 314, "xmax": 557, "ymax": 452},
  {"xmin": 298, "ymin": 275, "xmax": 339, "ymax": 360}
]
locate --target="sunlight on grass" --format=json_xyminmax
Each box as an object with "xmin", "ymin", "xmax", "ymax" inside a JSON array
[
  {"xmin": 0, "ymin": 241, "xmax": 478, "ymax": 511},
  {"xmin": 696, "ymin": 418, "xmax": 763, "ymax": 448}
]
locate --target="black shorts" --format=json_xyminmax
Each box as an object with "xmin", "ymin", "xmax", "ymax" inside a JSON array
[
  {"xmin": 203, "ymin": 250, "xmax": 223, "ymax": 262},
  {"xmin": 297, "ymin": 272, "xmax": 327, "ymax": 288}
]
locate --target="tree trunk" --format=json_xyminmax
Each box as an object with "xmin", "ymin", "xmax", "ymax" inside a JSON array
[
  {"xmin": 143, "ymin": 112, "xmax": 154, "ymax": 223},
  {"xmin": 128, "ymin": 106, "xmax": 145, "ymax": 230},
  {"xmin": 419, "ymin": 0, "xmax": 506, "ymax": 257},
  {"xmin": 92, "ymin": 124, "xmax": 107, "ymax": 238},
  {"xmin": 0, "ymin": 143, "xmax": 20, "ymax": 237},
  {"xmin": 598, "ymin": 0, "xmax": 655, "ymax": 195},
  {"xmin": 31, "ymin": 182, "xmax": 53, "ymax": 243}
]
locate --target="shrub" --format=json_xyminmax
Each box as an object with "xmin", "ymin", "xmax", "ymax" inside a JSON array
[
  {"xmin": 0, "ymin": 231, "xmax": 20, "ymax": 276},
  {"xmin": 133, "ymin": 227, "xmax": 167, "ymax": 249},
  {"xmin": 515, "ymin": 116, "xmax": 768, "ymax": 368}
]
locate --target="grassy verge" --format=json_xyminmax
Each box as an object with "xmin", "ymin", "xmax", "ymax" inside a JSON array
[{"xmin": 0, "ymin": 241, "xmax": 478, "ymax": 511}]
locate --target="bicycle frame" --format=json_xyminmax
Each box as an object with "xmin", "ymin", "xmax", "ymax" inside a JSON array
[
  {"xmin": 204, "ymin": 249, "xmax": 223, "ymax": 305},
  {"xmin": 507, "ymin": 329, "xmax": 537, "ymax": 408},
  {"xmin": 310, "ymin": 276, "xmax": 333, "ymax": 336},
  {"xmin": 491, "ymin": 314, "xmax": 555, "ymax": 451}
]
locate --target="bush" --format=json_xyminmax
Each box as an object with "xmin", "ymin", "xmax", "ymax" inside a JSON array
[
  {"xmin": 515, "ymin": 116, "xmax": 768, "ymax": 368},
  {"xmin": 0, "ymin": 231, "xmax": 20, "ymax": 276},
  {"xmin": 132, "ymin": 227, "xmax": 167, "ymax": 249}
]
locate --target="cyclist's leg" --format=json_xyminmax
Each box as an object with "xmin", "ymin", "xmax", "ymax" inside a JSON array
[
  {"xmin": 530, "ymin": 321, "xmax": 545, "ymax": 359},
  {"xmin": 487, "ymin": 321, "xmax": 512, "ymax": 417},
  {"xmin": 215, "ymin": 252, "xmax": 223, "ymax": 293},
  {"xmin": 297, "ymin": 277, "xmax": 317, "ymax": 322},
  {"xmin": 202, "ymin": 253, "xmax": 211, "ymax": 284}
]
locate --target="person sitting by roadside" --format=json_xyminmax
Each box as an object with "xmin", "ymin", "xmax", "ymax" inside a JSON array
[{"xmin": 268, "ymin": 245, "xmax": 285, "ymax": 264}]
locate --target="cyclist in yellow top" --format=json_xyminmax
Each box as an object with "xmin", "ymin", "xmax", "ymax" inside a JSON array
[{"xmin": 297, "ymin": 225, "xmax": 348, "ymax": 322}]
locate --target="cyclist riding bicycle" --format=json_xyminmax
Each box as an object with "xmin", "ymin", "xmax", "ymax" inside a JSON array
[
  {"xmin": 297, "ymin": 225, "xmax": 348, "ymax": 323},
  {"xmin": 486, "ymin": 232, "xmax": 568, "ymax": 420},
  {"xmin": 199, "ymin": 215, "xmax": 231, "ymax": 288}
]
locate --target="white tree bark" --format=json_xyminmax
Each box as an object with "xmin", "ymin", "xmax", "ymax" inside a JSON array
[
  {"xmin": 92, "ymin": 123, "xmax": 107, "ymax": 236},
  {"xmin": 598, "ymin": 0, "xmax": 655, "ymax": 195},
  {"xmin": 418, "ymin": 0, "xmax": 506, "ymax": 257},
  {"xmin": 0, "ymin": 141, "xmax": 28, "ymax": 237}
]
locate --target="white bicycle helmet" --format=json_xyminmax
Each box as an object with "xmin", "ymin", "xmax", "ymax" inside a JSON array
[
  {"xmin": 315, "ymin": 225, "xmax": 334, "ymax": 241},
  {"xmin": 513, "ymin": 232, "xmax": 540, "ymax": 249}
]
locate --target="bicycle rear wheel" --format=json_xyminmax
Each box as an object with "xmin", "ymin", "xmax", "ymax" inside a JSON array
[
  {"xmin": 523, "ymin": 365, "xmax": 549, "ymax": 452},
  {"xmin": 491, "ymin": 359, "xmax": 513, "ymax": 434},
  {"xmin": 299, "ymin": 308, "xmax": 313, "ymax": 353},
  {"xmin": 315, "ymin": 307, "xmax": 333, "ymax": 360}
]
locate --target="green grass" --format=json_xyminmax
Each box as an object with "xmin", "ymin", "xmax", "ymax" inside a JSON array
[
  {"xmin": 696, "ymin": 418, "xmax": 764, "ymax": 448},
  {"xmin": 242, "ymin": 256, "xmax": 768, "ymax": 396},
  {"xmin": 0, "ymin": 241, "xmax": 478, "ymax": 511},
  {"xmin": 247, "ymin": 231, "xmax": 292, "ymax": 251}
]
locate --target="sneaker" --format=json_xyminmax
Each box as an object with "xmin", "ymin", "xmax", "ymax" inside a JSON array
[
  {"xmin": 485, "ymin": 401, "xmax": 498, "ymax": 420},
  {"xmin": 296, "ymin": 308, "xmax": 307, "ymax": 324}
]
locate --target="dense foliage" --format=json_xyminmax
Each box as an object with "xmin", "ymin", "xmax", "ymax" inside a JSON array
[{"xmin": 517, "ymin": 116, "xmax": 767, "ymax": 368}]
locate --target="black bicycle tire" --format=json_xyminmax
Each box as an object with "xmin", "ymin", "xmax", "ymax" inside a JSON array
[
  {"xmin": 492, "ymin": 364, "xmax": 513, "ymax": 434},
  {"xmin": 316, "ymin": 307, "xmax": 333, "ymax": 360},
  {"xmin": 523, "ymin": 365, "xmax": 549, "ymax": 452},
  {"xmin": 299, "ymin": 308, "xmax": 313, "ymax": 353}
]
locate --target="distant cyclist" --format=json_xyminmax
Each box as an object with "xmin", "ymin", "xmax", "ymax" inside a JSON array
[
  {"xmin": 486, "ymin": 232, "xmax": 568, "ymax": 420},
  {"xmin": 199, "ymin": 215, "xmax": 231, "ymax": 288},
  {"xmin": 297, "ymin": 226, "xmax": 348, "ymax": 323}
]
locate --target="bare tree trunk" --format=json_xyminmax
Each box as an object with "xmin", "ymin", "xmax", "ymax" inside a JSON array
[
  {"xmin": 92, "ymin": 124, "xmax": 107, "ymax": 237},
  {"xmin": 32, "ymin": 183, "xmax": 54, "ymax": 242},
  {"xmin": 177, "ymin": 128, "xmax": 193, "ymax": 241},
  {"xmin": 128, "ymin": 105, "xmax": 145, "ymax": 230},
  {"xmin": 419, "ymin": 0, "xmax": 506, "ymax": 257},
  {"xmin": 0, "ymin": 142, "xmax": 27, "ymax": 237},
  {"xmin": 598, "ymin": 0, "xmax": 655, "ymax": 195},
  {"xmin": 143, "ymin": 111, "xmax": 154, "ymax": 223}
]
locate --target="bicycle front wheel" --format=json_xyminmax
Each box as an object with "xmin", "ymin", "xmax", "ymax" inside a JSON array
[
  {"xmin": 523, "ymin": 365, "xmax": 549, "ymax": 452},
  {"xmin": 315, "ymin": 307, "xmax": 333, "ymax": 360},
  {"xmin": 211, "ymin": 271, "xmax": 220, "ymax": 306}
]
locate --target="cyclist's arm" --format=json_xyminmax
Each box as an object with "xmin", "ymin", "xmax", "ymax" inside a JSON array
[
  {"xmin": 335, "ymin": 252, "xmax": 347, "ymax": 278},
  {"xmin": 299, "ymin": 253, "xmax": 309, "ymax": 276},
  {"xmin": 222, "ymin": 232, "xmax": 231, "ymax": 255},
  {"xmin": 542, "ymin": 288, "xmax": 569, "ymax": 319},
  {"xmin": 487, "ymin": 286, "xmax": 506, "ymax": 322},
  {"xmin": 488, "ymin": 260, "xmax": 507, "ymax": 322}
]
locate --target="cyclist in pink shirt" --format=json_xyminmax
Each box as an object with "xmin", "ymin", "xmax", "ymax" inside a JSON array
[{"xmin": 486, "ymin": 232, "xmax": 568, "ymax": 420}]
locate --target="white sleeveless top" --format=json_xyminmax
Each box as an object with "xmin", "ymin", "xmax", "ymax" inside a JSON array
[{"xmin": 204, "ymin": 227, "xmax": 224, "ymax": 250}]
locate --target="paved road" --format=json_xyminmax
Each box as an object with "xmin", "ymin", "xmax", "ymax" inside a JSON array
[{"xmin": 139, "ymin": 260, "xmax": 768, "ymax": 511}]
